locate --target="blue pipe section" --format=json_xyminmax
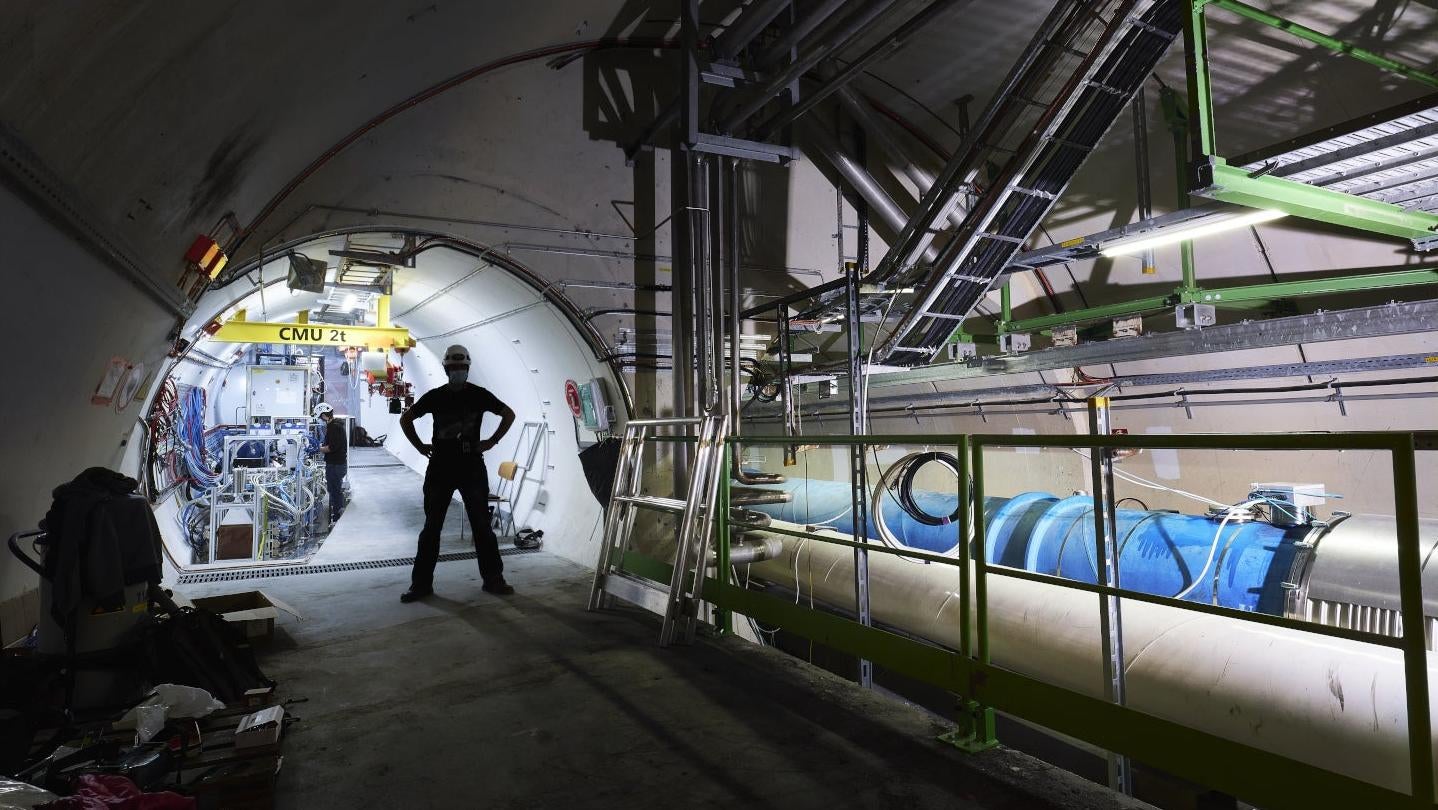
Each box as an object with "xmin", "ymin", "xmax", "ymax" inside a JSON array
[{"xmin": 746, "ymin": 478, "xmax": 1305, "ymax": 614}]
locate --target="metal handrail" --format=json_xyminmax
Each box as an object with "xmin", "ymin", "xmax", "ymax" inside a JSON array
[{"xmin": 680, "ymin": 428, "xmax": 1433, "ymax": 808}]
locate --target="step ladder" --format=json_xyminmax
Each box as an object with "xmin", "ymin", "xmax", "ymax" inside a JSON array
[{"xmin": 587, "ymin": 414, "xmax": 730, "ymax": 646}]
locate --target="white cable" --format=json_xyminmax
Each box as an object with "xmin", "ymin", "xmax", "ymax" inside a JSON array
[
  {"xmin": 1067, "ymin": 448, "xmax": 1228, "ymax": 509},
  {"xmin": 1173, "ymin": 499, "xmax": 1262, "ymax": 600}
]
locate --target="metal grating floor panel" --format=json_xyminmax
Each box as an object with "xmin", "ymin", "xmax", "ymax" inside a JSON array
[
  {"xmin": 174, "ymin": 545, "xmax": 538, "ymax": 585},
  {"xmin": 1236, "ymin": 93, "xmax": 1438, "ymax": 214}
]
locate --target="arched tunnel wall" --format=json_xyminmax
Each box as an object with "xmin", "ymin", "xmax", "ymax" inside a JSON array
[{"xmin": 0, "ymin": 182, "xmax": 180, "ymax": 626}]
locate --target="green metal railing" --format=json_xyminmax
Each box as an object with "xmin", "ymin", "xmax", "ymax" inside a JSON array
[{"xmin": 619, "ymin": 429, "xmax": 1435, "ymax": 809}]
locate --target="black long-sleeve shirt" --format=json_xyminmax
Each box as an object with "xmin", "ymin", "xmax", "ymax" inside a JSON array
[{"xmin": 324, "ymin": 419, "xmax": 347, "ymax": 465}]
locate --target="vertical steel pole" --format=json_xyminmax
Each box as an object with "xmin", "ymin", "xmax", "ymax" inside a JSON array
[
  {"xmin": 971, "ymin": 441, "xmax": 990, "ymax": 666},
  {"xmin": 846, "ymin": 261, "xmax": 874, "ymax": 688},
  {"xmin": 778, "ymin": 310, "xmax": 797, "ymax": 466},
  {"xmin": 716, "ymin": 438, "xmax": 733, "ymax": 635},
  {"xmin": 1392, "ymin": 437, "xmax": 1435, "ymax": 806},
  {"xmin": 1179, "ymin": 0, "xmax": 1211, "ymax": 296},
  {"xmin": 961, "ymin": 437, "xmax": 996, "ymax": 749},
  {"xmin": 671, "ymin": 1, "xmax": 702, "ymax": 490},
  {"xmin": 1131, "ymin": 87, "xmax": 1156, "ymax": 277},
  {"xmin": 957, "ymin": 435, "xmax": 972, "ymax": 659},
  {"xmin": 1088, "ymin": 397, "xmax": 1133, "ymax": 795}
]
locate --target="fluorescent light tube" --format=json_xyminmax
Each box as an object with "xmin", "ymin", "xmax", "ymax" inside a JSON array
[
  {"xmin": 341, "ymin": 293, "xmax": 359, "ymax": 310},
  {"xmin": 1100, "ymin": 209, "xmax": 1286, "ymax": 257}
]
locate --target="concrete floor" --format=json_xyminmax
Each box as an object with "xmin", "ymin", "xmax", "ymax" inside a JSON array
[
  {"xmin": 311, "ymin": 447, "xmax": 495, "ymax": 564},
  {"xmin": 177, "ymin": 454, "xmax": 1150, "ymax": 810}
]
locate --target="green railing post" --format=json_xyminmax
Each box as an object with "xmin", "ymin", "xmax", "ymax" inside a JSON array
[
  {"xmin": 942, "ymin": 437, "xmax": 996, "ymax": 752},
  {"xmin": 999, "ymin": 280, "xmax": 1013, "ymax": 329},
  {"xmin": 957, "ymin": 436, "xmax": 972, "ymax": 659},
  {"xmin": 1391, "ymin": 436, "xmax": 1434, "ymax": 807}
]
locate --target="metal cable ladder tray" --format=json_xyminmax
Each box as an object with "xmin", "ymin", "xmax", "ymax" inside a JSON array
[
  {"xmin": 587, "ymin": 414, "xmax": 729, "ymax": 646},
  {"xmin": 846, "ymin": 0, "xmax": 1184, "ymax": 362}
]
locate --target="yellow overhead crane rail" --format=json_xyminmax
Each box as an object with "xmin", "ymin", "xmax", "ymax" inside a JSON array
[{"xmin": 212, "ymin": 295, "xmax": 415, "ymax": 350}]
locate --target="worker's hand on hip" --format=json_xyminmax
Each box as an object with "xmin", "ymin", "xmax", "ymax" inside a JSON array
[
  {"xmin": 320, "ymin": 445, "xmax": 329, "ymax": 453},
  {"xmin": 478, "ymin": 438, "xmax": 498, "ymax": 454},
  {"xmin": 418, "ymin": 443, "xmax": 432, "ymax": 457}
]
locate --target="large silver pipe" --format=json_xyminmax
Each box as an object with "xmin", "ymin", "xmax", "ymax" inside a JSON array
[
  {"xmin": 802, "ymin": 122, "xmax": 941, "ymax": 265},
  {"xmin": 744, "ymin": 519, "xmax": 1438, "ymax": 796},
  {"xmin": 717, "ymin": 536, "xmax": 784, "ymax": 565},
  {"xmin": 835, "ymin": 87, "xmax": 967, "ymax": 229},
  {"xmin": 1289, "ymin": 513, "xmax": 1438, "ymax": 642}
]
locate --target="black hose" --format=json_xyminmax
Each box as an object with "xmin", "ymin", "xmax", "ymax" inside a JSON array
[{"xmin": 895, "ymin": 452, "xmax": 963, "ymax": 526}]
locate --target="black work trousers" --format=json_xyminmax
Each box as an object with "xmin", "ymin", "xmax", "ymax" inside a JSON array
[
  {"xmin": 410, "ymin": 454, "xmax": 503, "ymax": 591},
  {"xmin": 325, "ymin": 462, "xmax": 346, "ymax": 522}
]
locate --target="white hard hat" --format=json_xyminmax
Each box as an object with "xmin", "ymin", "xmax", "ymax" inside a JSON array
[
  {"xmin": 313, "ymin": 402, "xmax": 334, "ymax": 417},
  {"xmin": 443, "ymin": 345, "xmax": 472, "ymax": 366}
]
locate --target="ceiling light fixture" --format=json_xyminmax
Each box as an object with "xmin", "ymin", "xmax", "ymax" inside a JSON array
[{"xmin": 1100, "ymin": 209, "xmax": 1286, "ymax": 257}]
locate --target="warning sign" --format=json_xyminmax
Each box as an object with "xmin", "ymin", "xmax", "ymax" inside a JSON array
[{"xmin": 564, "ymin": 380, "xmax": 583, "ymax": 418}]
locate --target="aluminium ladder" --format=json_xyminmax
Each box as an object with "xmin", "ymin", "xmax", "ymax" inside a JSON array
[{"xmin": 587, "ymin": 414, "xmax": 730, "ymax": 646}]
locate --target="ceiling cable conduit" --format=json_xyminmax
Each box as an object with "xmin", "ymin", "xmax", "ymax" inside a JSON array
[{"xmin": 747, "ymin": 373, "xmax": 1438, "ymax": 422}]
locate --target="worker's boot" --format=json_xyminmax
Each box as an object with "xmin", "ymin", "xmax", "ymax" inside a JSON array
[
  {"xmin": 400, "ymin": 588, "xmax": 433, "ymax": 603},
  {"xmin": 481, "ymin": 580, "xmax": 514, "ymax": 596}
]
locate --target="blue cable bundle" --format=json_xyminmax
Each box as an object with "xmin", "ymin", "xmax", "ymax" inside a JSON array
[{"xmin": 180, "ymin": 387, "xmax": 220, "ymax": 490}]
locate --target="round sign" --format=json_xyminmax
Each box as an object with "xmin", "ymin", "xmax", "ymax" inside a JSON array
[{"xmin": 564, "ymin": 379, "xmax": 583, "ymax": 418}]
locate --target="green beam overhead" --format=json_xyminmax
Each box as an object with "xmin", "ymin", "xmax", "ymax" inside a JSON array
[
  {"xmin": 1203, "ymin": 0, "xmax": 1438, "ymax": 89},
  {"xmin": 1004, "ymin": 295, "xmax": 1172, "ymax": 333},
  {"xmin": 999, "ymin": 267, "xmax": 1438, "ymax": 334},
  {"xmin": 1190, "ymin": 267, "xmax": 1438, "ymax": 306},
  {"xmin": 1194, "ymin": 157, "xmax": 1438, "ymax": 246}
]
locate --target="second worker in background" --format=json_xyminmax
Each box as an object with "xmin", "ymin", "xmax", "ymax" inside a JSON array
[{"xmin": 398, "ymin": 344, "xmax": 516, "ymax": 602}]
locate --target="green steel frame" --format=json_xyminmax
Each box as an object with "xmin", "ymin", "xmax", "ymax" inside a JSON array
[
  {"xmin": 1186, "ymin": 0, "xmax": 1438, "ymax": 245},
  {"xmin": 616, "ymin": 428, "xmax": 1435, "ymax": 809},
  {"xmin": 997, "ymin": 266, "xmax": 1438, "ymax": 334}
]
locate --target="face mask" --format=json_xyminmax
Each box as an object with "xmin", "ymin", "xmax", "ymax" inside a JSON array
[{"xmin": 446, "ymin": 368, "xmax": 468, "ymax": 385}]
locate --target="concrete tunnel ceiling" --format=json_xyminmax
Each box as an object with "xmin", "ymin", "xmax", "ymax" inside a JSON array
[{"xmin": 6, "ymin": 0, "xmax": 1437, "ymax": 340}]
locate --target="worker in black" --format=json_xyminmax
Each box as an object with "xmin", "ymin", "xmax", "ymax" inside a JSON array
[
  {"xmin": 398, "ymin": 344, "xmax": 516, "ymax": 602},
  {"xmin": 317, "ymin": 404, "xmax": 347, "ymax": 523}
]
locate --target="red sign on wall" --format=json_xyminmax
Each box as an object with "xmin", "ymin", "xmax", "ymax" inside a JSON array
[{"xmin": 564, "ymin": 379, "xmax": 583, "ymax": 418}]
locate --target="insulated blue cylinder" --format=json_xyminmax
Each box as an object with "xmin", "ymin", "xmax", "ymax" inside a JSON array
[{"xmin": 746, "ymin": 478, "xmax": 1305, "ymax": 614}]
